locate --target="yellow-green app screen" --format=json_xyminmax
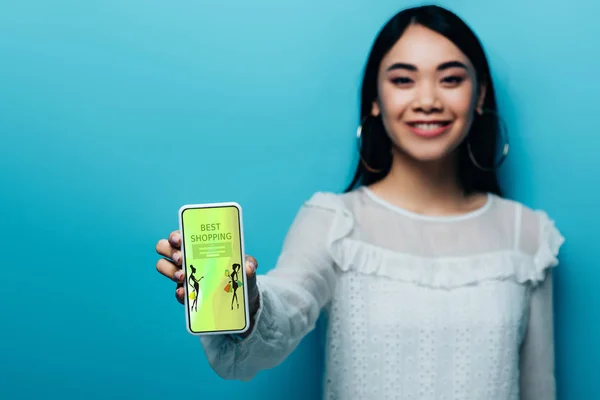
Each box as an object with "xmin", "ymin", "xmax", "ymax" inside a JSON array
[{"xmin": 181, "ymin": 205, "xmax": 247, "ymax": 334}]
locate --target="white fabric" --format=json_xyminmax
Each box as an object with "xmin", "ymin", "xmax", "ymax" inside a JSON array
[{"xmin": 199, "ymin": 186, "xmax": 565, "ymax": 400}]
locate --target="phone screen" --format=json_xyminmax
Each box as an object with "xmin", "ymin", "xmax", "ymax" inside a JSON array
[{"xmin": 179, "ymin": 203, "xmax": 248, "ymax": 335}]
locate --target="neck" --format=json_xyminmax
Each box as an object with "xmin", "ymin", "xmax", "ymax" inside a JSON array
[{"xmin": 369, "ymin": 150, "xmax": 477, "ymax": 215}]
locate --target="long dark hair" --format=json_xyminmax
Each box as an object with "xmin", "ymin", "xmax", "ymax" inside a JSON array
[{"xmin": 345, "ymin": 5, "xmax": 503, "ymax": 197}]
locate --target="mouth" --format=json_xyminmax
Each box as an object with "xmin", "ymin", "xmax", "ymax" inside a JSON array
[{"xmin": 405, "ymin": 120, "xmax": 453, "ymax": 138}]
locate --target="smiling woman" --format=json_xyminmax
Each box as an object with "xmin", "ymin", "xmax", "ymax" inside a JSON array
[
  {"xmin": 347, "ymin": 9, "xmax": 505, "ymax": 198},
  {"xmin": 155, "ymin": 4, "xmax": 564, "ymax": 400}
]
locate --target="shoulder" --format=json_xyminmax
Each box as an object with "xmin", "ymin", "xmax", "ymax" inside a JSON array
[
  {"xmin": 303, "ymin": 189, "xmax": 358, "ymax": 213},
  {"xmin": 493, "ymin": 195, "xmax": 565, "ymax": 269},
  {"xmin": 282, "ymin": 190, "xmax": 357, "ymax": 264},
  {"xmin": 296, "ymin": 189, "xmax": 359, "ymax": 241},
  {"xmin": 283, "ymin": 190, "xmax": 350, "ymax": 231}
]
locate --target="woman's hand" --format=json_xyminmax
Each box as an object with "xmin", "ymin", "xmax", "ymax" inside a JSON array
[{"xmin": 155, "ymin": 230, "xmax": 260, "ymax": 313}]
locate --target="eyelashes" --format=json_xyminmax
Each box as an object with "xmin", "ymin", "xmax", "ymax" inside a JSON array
[
  {"xmin": 391, "ymin": 77, "xmax": 413, "ymax": 85},
  {"xmin": 442, "ymin": 76, "xmax": 465, "ymax": 85},
  {"xmin": 390, "ymin": 76, "xmax": 466, "ymax": 86}
]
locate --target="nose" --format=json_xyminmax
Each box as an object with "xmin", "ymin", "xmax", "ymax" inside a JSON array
[{"xmin": 413, "ymin": 81, "xmax": 442, "ymax": 112}]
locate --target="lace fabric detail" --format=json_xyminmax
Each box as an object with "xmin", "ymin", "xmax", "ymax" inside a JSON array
[{"xmin": 307, "ymin": 192, "xmax": 562, "ymax": 289}]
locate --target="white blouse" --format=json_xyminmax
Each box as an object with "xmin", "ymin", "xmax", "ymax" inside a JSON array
[{"xmin": 199, "ymin": 186, "xmax": 565, "ymax": 400}]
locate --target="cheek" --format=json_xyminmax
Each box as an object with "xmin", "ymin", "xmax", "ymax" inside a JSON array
[
  {"xmin": 440, "ymin": 87, "xmax": 477, "ymax": 119},
  {"xmin": 378, "ymin": 85, "xmax": 412, "ymax": 117}
]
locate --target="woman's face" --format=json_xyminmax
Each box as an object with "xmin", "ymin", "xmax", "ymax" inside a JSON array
[{"xmin": 373, "ymin": 23, "xmax": 485, "ymax": 162}]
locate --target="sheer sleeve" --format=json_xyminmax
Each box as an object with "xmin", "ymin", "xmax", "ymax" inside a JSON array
[
  {"xmin": 198, "ymin": 192, "xmax": 341, "ymax": 381},
  {"xmin": 519, "ymin": 209, "xmax": 565, "ymax": 400}
]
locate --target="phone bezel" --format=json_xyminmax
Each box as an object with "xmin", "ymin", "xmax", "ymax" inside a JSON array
[{"xmin": 177, "ymin": 201, "xmax": 250, "ymax": 336}]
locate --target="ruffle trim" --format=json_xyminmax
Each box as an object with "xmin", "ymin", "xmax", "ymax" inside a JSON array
[
  {"xmin": 307, "ymin": 191, "xmax": 565, "ymax": 289},
  {"xmin": 533, "ymin": 210, "xmax": 565, "ymax": 273}
]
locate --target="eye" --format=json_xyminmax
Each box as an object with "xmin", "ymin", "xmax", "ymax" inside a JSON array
[
  {"xmin": 441, "ymin": 76, "xmax": 465, "ymax": 86},
  {"xmin": 391, "ymin": 77, "xmax": 413, "ymax": 85}
]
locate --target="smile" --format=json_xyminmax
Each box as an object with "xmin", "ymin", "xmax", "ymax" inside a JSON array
[{"xmin": 405, "ymin": 121, "xmax": 453, "ymax": 138}]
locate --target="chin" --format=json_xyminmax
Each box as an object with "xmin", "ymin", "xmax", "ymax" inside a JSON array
[
  {"xmin": 393, "ymin": 138, "xmax": 463, "ymax": 164},
  {"xmin": 405, "ymin": 149, "xmax": 454, "ymax": 163}
]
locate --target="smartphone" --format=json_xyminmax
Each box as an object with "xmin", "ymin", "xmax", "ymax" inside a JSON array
[{"xmin": 177, "ymin": 202, "xmax": 249, "ymax": 336}]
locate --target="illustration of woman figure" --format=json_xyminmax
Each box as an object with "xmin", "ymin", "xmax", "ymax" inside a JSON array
[
  {"xmin": 229, "ymin": 263, "xmax": 240, "ymax": 310},
  {"xmin": 188, "ymin": 265, "xmax": 204, "ymax": 312}
]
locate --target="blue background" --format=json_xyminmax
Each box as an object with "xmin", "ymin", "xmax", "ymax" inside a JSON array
[{"xmin": 0, "ymin": 0, "xmax": 597, "ymax": 398}]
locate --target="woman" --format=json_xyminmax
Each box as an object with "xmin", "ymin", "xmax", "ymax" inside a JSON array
[
  {"xmin": 187, "ymin": 265, "xmax": 203, "ymax": 312},
  {"xmin": 155, "ymin": 5, "xmax": 564, "ymax": 399},
  {"xmin": 229, "ymin": 263, "xmax": 241, "ymax": 310}
]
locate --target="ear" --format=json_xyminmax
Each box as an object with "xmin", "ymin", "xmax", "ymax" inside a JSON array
[
  {"xmin": 476, "ymin": 82, "xmax": 487, "ymax": 114},
  {"xmin": 371, "ymin": 98, "xmax": 381, "ymax": 117}
]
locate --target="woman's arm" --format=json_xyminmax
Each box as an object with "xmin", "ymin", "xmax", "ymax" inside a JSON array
[
  {"xmin": 199, "ymin": 194, "xmax": 341, "ymax": 381},
  {"xmin": 519, "ymin": 209, "xmax": 564, "ymax": 400},
  {"xmin": 519, "ymin": 269, "xmax": 556, "ymax": 399}
]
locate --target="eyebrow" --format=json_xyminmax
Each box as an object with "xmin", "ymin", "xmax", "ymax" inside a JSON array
[{"xmin": 386, "ymin": 60, "xmax": 469, "ymax": 72}]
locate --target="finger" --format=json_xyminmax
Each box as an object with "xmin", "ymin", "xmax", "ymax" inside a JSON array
[
  {"xmin": 175, "ymin": 283, "xmax": 184, "ymax": 305},
  {"xmin": 244, "ymin": 255, "xmax": 259, "ymax": 304},
  {"xmin": 245, "ymin": 255, "xmax": 258, "ymax": 277},
  {"xmin": 169, "ymin": 230, "xmax": 181, "ymax": 249},
  {"xmin": 156, "ymin": 239, "xmax": 175, "ymax": 258},
  {"xmin": 156, "ymin": 258, "xmax": 184, "ymax": 283},
  {"xmin": 156, "ymin": 239, "xmax": 182, "ymax": 266}
]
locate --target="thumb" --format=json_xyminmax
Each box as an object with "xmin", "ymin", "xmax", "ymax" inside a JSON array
[
  {"xmin": 245, "ymin": 255, "xmax": 258, "ymax": 278},
  {"xmin": 244, "ymin": 255, "xmax": 259, "ymax": 304}
]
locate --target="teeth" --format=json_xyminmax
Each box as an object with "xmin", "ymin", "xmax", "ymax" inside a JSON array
[{"xmin": 414, "ymin": 123, "xmax": 444, "ymax": 130}]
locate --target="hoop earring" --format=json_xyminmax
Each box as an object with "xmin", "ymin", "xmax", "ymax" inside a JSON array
[
  {"xmin": 467, "ymin": 108, "xmax": 510, "ymax": 171},
  {"xmin": 356, "ymin": 117, "xmax": 383, "ymax": 173}
]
